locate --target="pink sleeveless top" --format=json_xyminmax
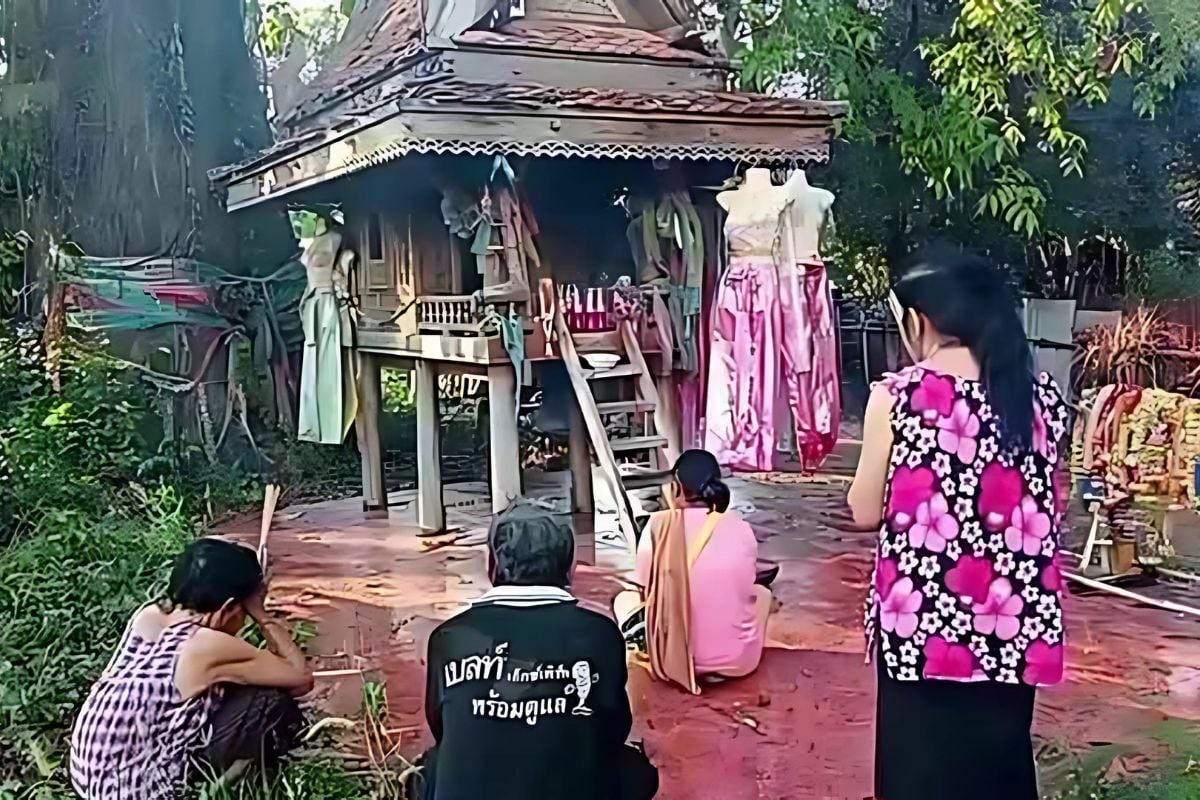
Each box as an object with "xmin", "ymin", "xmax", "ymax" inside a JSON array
[
  {"xmin": 865, "ymin": 367, "xmax": 1069, "ymax": 686},
  {"xmin": 635, "ymin": 508, "xmax": 763, "ymax": 673}
]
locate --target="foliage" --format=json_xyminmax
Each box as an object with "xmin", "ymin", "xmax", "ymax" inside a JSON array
[
  {"xmin": 736, "ymin": 0, "xmax": 1200, "ymax": 242},
  {"xmin": 0, "ymin": 231, "xmax": 28, "ymax": 317},
  {"xmin": 1048, "ymin": 721, "xmax": 1200, "ymax": 799},
  {"xmin": 1128, "ymin": 245, "xmax": 1200, "ymax": 300},
  {"xmin": 254, "ymin": 0, "xmax": 348, "ymax": 70},
  {"xmin": 827, "ymin": 235, "xmax": 891, "ymax": 304},
  {"xmin": 0, "ymin": 495, "xmax": 191, "ymax": 791},
  {"xmin": 382, "ymin": 370, "xmax": 418, "ymax": 415},
  {"xmin": 189, "ymin": 758, "xmax": 373, "ymax": 800},
  {"xmin": 0, "ymin": 328, "xmax": 153, "ymax": 540}
]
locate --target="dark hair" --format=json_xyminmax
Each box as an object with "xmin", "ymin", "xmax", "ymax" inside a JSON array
[
  {"xmin": 167, "ymin": 539, "xmax": 263, "ymax": 613},
  {"xmin": 893, "ymin": 244, "xmax": 1034, "ymax": 449},
  {"xmin": 673, "ymin": 449, "xmax": 730, "ymax": 513},
  {"xmin": 488, "ymin": 501, "xmax": 575, "ymax": 588}
]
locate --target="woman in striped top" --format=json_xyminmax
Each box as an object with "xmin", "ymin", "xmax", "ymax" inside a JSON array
[{"xmin": 70, "ymin": 539, "xmax": 312, "ymax": 799}]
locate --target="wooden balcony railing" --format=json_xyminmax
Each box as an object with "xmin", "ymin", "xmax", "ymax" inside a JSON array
[
  {"xmin": 417, "ymin": 295, "xmax": 478, "ymax": 333},
  {"xmin": 416, "ymin": 295, "xmax": 531, "ymax": 336}
]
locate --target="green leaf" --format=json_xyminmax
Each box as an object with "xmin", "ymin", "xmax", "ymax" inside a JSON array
[{"xmin": 41, "ymin": 403, "xmax": 73, "ymax": 428}]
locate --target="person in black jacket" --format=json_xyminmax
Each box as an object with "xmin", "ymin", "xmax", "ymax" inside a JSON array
[{"xmin": 415, "ymin": 501, "xmax": 658, "ymax": 800}]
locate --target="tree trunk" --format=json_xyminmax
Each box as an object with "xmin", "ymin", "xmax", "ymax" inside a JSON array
[{"xmin": 41, "ymin": 0, "xmax": 287, "ymax": 265}]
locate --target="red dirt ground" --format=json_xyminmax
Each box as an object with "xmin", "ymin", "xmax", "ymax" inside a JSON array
[{"xmin": 218, "ymin": 470, "xmax": 1200, "ymax": 799}]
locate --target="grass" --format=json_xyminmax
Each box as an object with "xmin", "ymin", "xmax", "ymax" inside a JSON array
[
  {"xmin": 1046, "ymin": 720, "xmax": 1200, "ymax": 799},
  {"xmin": 0, "ymin": 500, "xmax": 191, "ymax": 790},
  {"xmin": 0, "ymin": 490, "xmax": 378, "ymax": 799},
  {"xmin": 190, "ymin": 758, "xmax": 374, "ymax": 800}
]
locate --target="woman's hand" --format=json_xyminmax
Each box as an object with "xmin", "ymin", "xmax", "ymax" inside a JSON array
[{"xmin": 244, "ymin": 584, "xmax": 269, "ymax": 622}]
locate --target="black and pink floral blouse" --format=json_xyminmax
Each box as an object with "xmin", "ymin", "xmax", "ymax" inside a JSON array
[{"xmin": 865, "ymin": 366, "xmax": 1070, "ymax": 686}]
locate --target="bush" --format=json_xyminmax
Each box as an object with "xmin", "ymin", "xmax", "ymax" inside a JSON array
[
  {"xmin": 0, "ymin": 328, "xmax": 151, "ymax": 540},
  {"xmin": 0, "ymin": 490, "xmax": 190, "ymax": 790}
]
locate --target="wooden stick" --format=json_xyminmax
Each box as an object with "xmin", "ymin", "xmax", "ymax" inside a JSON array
[
  {"xmin": 1064, "ymin": 570, "xmax": 1200, "ymax": 618},
  {"xmin": 258, "ymin": 484, "xmax": 281, "ymax": 571},
  {"xmin": 312, "ymin": 668, "xmax": 365, "ymax": 678}
]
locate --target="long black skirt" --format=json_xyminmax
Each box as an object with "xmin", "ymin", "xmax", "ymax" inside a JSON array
[{"xmin": 875, "ymin": 659, "xmax": 1038, "ymax": 800}]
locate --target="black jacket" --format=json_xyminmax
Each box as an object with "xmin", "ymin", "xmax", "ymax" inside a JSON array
[{"xmin": 424, "ymin": 586, "xmax": 633, "ymax": 800}]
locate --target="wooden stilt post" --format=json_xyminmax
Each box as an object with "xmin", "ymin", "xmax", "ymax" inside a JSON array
[
  {"xmin": 356, "ymin": 353, "xmax": 388, "ymax": 518},
  {"xmin": 568, "ymin": 394, "xmax": 596, "ymax": 565},
  {"xmin": 487, "ymin": 364, "xmax": 522, "ymax": 514},
  {"xmin": 415, "ymin": 360, "xmax": 445, "ymax": 532},
  {"xmin": 655, "ymin": 372, "xmax": 682, "ymax": 465},
  {"xmin": 568, "ymin": 394, "xmax": 595, "ymax": 515}
]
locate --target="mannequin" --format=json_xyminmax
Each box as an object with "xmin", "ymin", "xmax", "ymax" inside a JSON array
[
  {"xmin": 703, "ymin": 168, "xmax": 793, "ymax": 471},
  {"xmin": 703, "ymin": 167, "xmax": 842, "ymax": 472},
  {"xmin": 716, "ymin": 167, "xmax": 790, "ymax": 225},
  {"xmin": 780, "ymin": 170, "xmax": 835, "ymax": 261},
  {"xmin": 298, "ymin": 227, "xmax": 359, "ymax": 445},
  {"xmin": 778, "ymin": 169, "xmax": 840, "ymax": 470}
]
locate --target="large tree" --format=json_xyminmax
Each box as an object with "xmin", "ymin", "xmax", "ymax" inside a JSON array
[{"xmin": 2, "ymin": 0, "xmax": 286, "ymax": 268}]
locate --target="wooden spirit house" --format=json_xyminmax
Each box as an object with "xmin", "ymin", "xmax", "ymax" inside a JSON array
[{"xmin": 211, "ymin": 0, "xmax": 845, "ymax": 546}]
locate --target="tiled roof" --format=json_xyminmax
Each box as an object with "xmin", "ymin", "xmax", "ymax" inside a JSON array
[
  {"xmin": 454, "ymin": 19, "xmax": 717, "ymax": 64},
  {"xmin": 400, "ymin": 78, "xmax": 839, "ymax": 118}
]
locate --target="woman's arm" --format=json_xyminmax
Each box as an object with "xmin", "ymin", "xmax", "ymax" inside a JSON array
[
  {"xmin": 847, "ymin": 385, "xmax": 896, "ymax": 529},
  {"xmin": 178, "ymin": 592, "xmax": 313, "ymax": 699},
  {"xmin": 631, "ymin": 519, "xmax": 654, "ymax": 590}
]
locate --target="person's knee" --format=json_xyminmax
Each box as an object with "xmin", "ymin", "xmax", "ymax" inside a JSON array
[{"xmin": 205, "ymin": 686, "xmax": 304, "ymax": 769}]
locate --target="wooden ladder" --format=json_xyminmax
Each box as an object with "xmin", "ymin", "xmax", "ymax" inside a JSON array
[{"xmin": 552, "ymin": 304, "xmax": 677, "ymax": 549}]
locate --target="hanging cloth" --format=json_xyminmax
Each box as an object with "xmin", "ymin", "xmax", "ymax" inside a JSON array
[
  {"xmin": 485, "ymin": 309, "xmax": 525, "ymax": 421},
  {"xmin": 644, "ymin": 506, "xmax": 725, "ymax": 695}
]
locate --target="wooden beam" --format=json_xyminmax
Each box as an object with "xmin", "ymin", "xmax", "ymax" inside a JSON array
[
  {"xmin": 356, "ymin": 353, "xmax": 388, "ymax": 518},
  {"xmin": 487, "ymin": 365, "xmax": 523, "ymax": 513},
  {"xmin": 441, "ymin": 49, "xmax": 727, "ymax": 92},
  {"xmin": 222, "ymin": 108, "xmax": 837, "ymax": 210},
  {"xmin": 415, "ymin": 360, "xmax": 445, "ymax": 532}
]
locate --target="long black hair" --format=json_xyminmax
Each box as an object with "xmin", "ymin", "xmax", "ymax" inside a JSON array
[
  {"xmin": 673, "ymin": 449, "xmax": 731, "ymax": 513},
  {"xmin": 893, "ymin": 245, "xmax": 1035, "ymax": 450}
]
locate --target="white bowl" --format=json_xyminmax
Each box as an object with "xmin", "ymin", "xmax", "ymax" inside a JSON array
[{"xmin": 582, "ymin": 354, "xmax": 621, "ymax": 371}]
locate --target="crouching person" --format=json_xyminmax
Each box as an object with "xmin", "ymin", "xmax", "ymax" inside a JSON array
[
  {"xmin": 415, "ymin": 501, "xmax": 658, "ymax": 800},
  {"xmin": 71, "ymin": 539, "xmax": 312, "ymax": 798}
]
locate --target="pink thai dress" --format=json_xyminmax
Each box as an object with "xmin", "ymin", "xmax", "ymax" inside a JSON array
[
  {"xmin": 865, "ymin": 367, "xmax": 1069, "ymax": 686},
  {"xmin": 704, "ymin": 221, "xmax": 783, "ymax": 470},
  {"xmin": 704, "ymin": 217, "xmax": 842, "ymax": 472}
]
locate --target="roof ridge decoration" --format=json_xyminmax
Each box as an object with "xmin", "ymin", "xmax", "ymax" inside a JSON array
[{"xmin": 279, "ymin": 0, "xmax": 716, "ymax": 129}]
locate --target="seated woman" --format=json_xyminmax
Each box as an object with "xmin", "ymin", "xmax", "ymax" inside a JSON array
[
  {"xmin": 614, "ymin": 450, "xmax": 771, "ymax": 691},
  {"xmin": 71, "ymin": 538, "xmax": 312, "ymax": 799}
]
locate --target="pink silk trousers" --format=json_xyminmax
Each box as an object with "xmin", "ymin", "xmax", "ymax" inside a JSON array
[
  {"xmin": 704, "ymin": 258, "xmax": 842, "ymax": 472},
  {"xmin": 790, "ymin": 261, "xmax": 841, "ymax": 469}
]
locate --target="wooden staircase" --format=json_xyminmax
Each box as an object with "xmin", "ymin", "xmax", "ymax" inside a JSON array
[{"xmin": 551, "ymin": 301, "xmax": 678, "ymax": 549}]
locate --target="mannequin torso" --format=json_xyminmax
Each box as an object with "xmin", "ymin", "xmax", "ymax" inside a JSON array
[
  {"xmin": 302, "ymin": 229, "xmax": 343, "ymax": 292},
  {"xmin": 718, "ymin": 168, "xmax": 794, "ymax": 261},
  {"xmin": 782, "ymin": 171, "xmax": 834, "ymax": 262},
  {"xmin": 718, "ymin": 169, "xmax": 792, "ymax": 232}
]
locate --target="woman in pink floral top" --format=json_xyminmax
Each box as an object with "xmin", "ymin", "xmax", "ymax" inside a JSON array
[{"xmin": 848, "ymin": 246, "xmax": 1068, "ymax": 800}]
